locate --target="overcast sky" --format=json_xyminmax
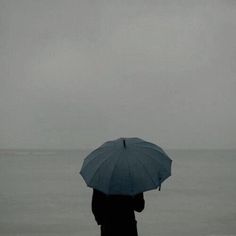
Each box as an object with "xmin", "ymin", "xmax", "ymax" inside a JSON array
[{"xmin": 0, "ymin": 0, "xmax": 236, "ymax": 149}]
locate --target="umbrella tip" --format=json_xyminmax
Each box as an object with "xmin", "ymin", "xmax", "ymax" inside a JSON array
[{"xmin": 123, "ymin": 139, "xmax": 126, "ymax": 149}]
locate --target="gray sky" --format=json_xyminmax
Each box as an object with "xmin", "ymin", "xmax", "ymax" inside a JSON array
[{"xmin": 0, "ymin": 0, "xmax": 236, "ymax": 149}]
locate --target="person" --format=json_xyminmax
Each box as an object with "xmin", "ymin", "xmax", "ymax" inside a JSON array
[{"xmin": 91, "ymin": 189, "xmax": 145, "ymax": 236}]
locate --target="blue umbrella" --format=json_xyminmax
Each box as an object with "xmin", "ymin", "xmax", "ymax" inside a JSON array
[{"xmin": 80, "ymin": 137, "xmax": 172, "ymax": 196}]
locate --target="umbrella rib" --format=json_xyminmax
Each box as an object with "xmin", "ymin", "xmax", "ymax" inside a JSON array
[
  {"xmin": 87, "ymin": 149, "xmax": 119, "ymax": 183},
  {"xmin": 107, "ymin": 150, "xmax": 124, "ymax": 194},
  {"xmin": 133, "ymin": 144, "xmax": 171, "ymax": 160},
  {"xmin": 81, "ymin": 146, "xmax": 112, "ymax": 170},
  {"xmin": 133, "ymin": 147, "xmax": 171, "ymax": 175},
  {"xmin": 133, "ymin": 140, "xmax": 164, "ymax": 152},
  {"xmin": 133, "ymin": 149, "xmax": 172, "ymax": 189},
  {"xmin": 126, "ymin": 151, "xmax": 134, "ymax": 195},
  {"xmin": 132, "ymin": 149, "xmax": 159, "ymax": 188}
]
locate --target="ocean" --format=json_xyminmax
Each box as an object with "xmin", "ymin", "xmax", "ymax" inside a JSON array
[{"xmin": 0, "ymin": 149, "xmax": 236, "ymax": 236}]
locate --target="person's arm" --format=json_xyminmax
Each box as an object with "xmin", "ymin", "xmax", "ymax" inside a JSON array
[
  {"xmin": 132, "ymin": 193, "xmax": 145, "ymax": 212},
  {"xmin": 91, "ymin": 189, "xmax": 106, "ymax": 225}
]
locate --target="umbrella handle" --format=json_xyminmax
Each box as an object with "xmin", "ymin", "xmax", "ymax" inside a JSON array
[{"xmin": 158, "ymin": 178, "xmax": 161, "ymax": 191}]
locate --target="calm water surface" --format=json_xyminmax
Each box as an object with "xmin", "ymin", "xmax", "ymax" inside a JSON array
[{"xmin": 0, "ymin": 149, "xmax": 236, "ymax": 236}]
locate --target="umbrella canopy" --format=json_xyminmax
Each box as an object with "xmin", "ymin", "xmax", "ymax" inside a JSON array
[{"xmin": 80, "ymin": 137, "xmax": 172, "ymax": 196}]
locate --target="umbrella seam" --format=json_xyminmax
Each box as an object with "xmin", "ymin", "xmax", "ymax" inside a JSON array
[
  {"xmin": 132, "ymin": 149, "xmax": 159, "ymax": 188},
  {"xmin": 86, "ymin": 149, "xmax": 119, "ymax": 184},
  {"xmin": 133, "ymin": 144, "xmax": 171, "ymax": 160},
  {"xmin": 80, "ymin": 138, "xmax": 172, "ymax": 195},
  {"xmin": 81, "ymin": 146, "xmax": 112, "ymax": 170},
  {"xmin": 134, "ymin": 153, "xmax": 171, "ymax": 188},
  {"xmin": 81, "ymin": 149, "xmax": 112, "ymax": 175},
  {"xmin": 126, "ymin": 150, "xmax": 134, "ymax": 195},
  {"xmin": 133, "ymin": 147, "xmax": 171, "ymax": 176},
  {"xmin": 107, "ymin": 149, "xmax": 125, "ymax": 195},
  {"xmin": 132, "ymin": 140, "xmax": 164, "ymax": 152},
  {"xmin": 136, "ymin": 154, "xmax": 171, "ymax": 186}
]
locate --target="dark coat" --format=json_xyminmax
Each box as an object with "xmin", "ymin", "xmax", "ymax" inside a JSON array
[{"xmin": 92, "ymin": 189, "xmax": 145, "ymax": 236}]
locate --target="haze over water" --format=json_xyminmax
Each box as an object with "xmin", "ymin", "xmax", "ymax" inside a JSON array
[
  {"xmin": 0, "ymin": 149, "xmax": 235, "ymax": 236},
  {"xmin": 1, "ymin": 1, "xmax": 236, "ymax": 235}
]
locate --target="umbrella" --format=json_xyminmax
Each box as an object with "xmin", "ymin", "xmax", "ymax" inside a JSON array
[{"xmin": 80, "ymin": 137, "xmax": 172, "ymax": 196}]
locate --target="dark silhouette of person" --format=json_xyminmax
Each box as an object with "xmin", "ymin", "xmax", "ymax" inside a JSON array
[{"xmin": 92, "ymin": 189, "xmax": 145, "ymax": 236}]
